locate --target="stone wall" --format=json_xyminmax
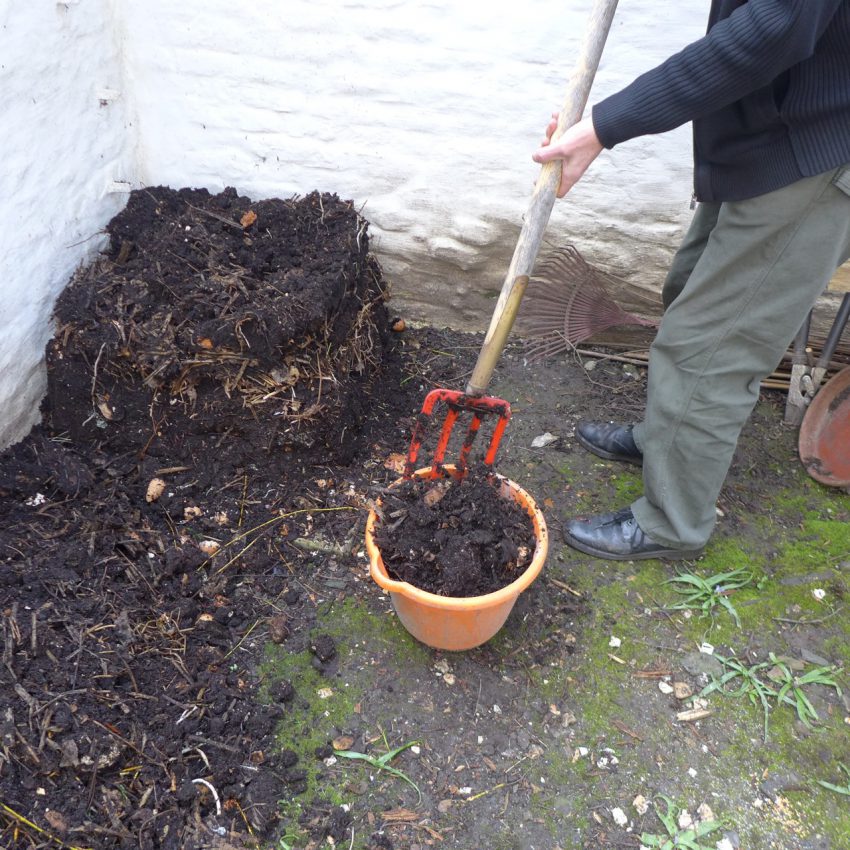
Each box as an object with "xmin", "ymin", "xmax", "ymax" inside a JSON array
[
  {"xmin": 116, "ymin": 0, "xmax": 705, "ymax": 326},
  {"xmin": 0, "ymin": 1, "xmax": 134, "ymax": 447}
]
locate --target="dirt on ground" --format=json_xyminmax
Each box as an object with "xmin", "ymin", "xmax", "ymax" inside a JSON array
[{"xmin": 1, "ymin": 187, "xmax": 848, "ymax": 850}]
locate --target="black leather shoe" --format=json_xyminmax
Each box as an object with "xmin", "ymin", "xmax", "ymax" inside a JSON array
[
  {"xmin": 575, "ymin": 421, "xmax": 643, "ymax": 466},
  {"xmin": 564, "ymin": 507, "xmax": 703, "ymax": 561}
]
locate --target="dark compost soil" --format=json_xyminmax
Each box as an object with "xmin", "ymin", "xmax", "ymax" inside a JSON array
[
  {"xmin": 372, "ymin": 474, "xmax": 537, "ymax": 597},
  {"xmin": 0, "ymin": 186, "xmax": 418, "ymax": 849}
]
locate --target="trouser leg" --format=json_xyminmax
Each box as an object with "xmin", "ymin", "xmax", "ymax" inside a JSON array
[
  {"xmin": 660, "ymin": 202, "xmax": 721, "ymax": 309},
  {"xmin": 631, "ymin": 166, "xmax": 850, "ymax": 549},
  {"xmin": 632, "ymin": 203, "xmax": 718, "ymax": 454}
]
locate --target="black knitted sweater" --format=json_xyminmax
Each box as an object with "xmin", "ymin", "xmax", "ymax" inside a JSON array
[{"xmin": 592, "ymin": 0, "xmax": 850, "ymax": 202}]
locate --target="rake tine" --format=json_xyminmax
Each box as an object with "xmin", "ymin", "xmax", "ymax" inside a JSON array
[{"xmin": 518, "ymin": 245, "xmax": 659, "ymax": 359}]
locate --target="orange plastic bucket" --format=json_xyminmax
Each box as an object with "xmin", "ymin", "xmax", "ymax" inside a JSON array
[{"xmin": 366, "ymin": 468, "xmax": 548, "ymax": 651}]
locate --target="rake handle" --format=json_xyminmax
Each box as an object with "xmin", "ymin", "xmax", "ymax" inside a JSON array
[{"xmin": 466, "ymin": 0, "xmax": 620, "ymax": 396}]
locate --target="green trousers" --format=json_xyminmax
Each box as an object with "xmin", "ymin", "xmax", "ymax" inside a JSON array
[{"xmin": 631, "ymin": 165, "xmax": 850, "ymax": 549}]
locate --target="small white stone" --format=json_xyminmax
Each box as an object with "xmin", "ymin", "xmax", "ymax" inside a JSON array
[
  {"xmin": 493, "ymin": 704, "xmax": 502, "ymax": 714},
  {"xmin": 678, "ymin": 809, "xmax": 694, "ymax": 829},
  {"xmin": 716, "ymin": 839, "xmax": 735, "ymax": 850},
  {"xmin": 633, "ymin": 794, "xmax": 650, "ymax": 815},
  {"xmin": 609, "ymin": 636, "xmax": 622, "ymax": 648},
  {"xmin": 812, "ymin": 588, "xmax": 826, "ymax": 601},
  {"xmin": 699, "ymin": 642, "xmax": 715, "ymax": 655},
  {"xmin": 688, "ymin": 767, "xmax": 698, "ymax": 778},
  {"xmin": 411, "ymin": 745, "xmax": 421, "ymax": 755},
  {"xmin": 697, "ymin": 802, "xmax": 715, "ymax": 822},
  {"xmin": 611, "ymin": 807, "xmax": 628, "ymax": 827},
  {"xmin": 531, "ymin": 432, "xmax": 559, "ymax": 448},
  {"xmin": 658, "ymin": 681, "xmax": 675, "ymax": 695}
]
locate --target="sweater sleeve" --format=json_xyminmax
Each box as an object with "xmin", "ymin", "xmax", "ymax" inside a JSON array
[{"xmin": 592, "ymin": 0, "xmax": 845, "ymax": 149}]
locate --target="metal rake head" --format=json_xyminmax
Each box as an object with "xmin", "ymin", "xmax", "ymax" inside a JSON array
[{"xmin": 519, "ymin": 245, "xmax": 658, "ymax": 361}]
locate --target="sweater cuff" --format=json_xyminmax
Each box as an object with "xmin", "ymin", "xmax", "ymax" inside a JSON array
[{"xmin": 592, "ymin": 93, "xmax": 643, "ymax": 150}]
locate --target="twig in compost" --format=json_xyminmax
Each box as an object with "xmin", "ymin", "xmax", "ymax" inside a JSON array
[
  {"xmin": 238, "ymin": 474, "xmax": 249, "ymax": 529},
  {"xmin": 33, "ymin": 689, "xmax": 88, "ymax": 717},
  {"xmin": 1, "ymin": 800, "xmax": 93, "ymax": 850},
  {"xmin": 90, "ymin": 342, "xmax": 107, "ymax": 411},
  {"xmin": 183, "ymin": 201, "xmax": 244, "ymax": 231},
  {"xmin": 191, "ymin": 778, "xmax": 222, "ymax": 816},
  {"xmin": 186, "ymin": 735, "xmax": 242, "ymax": 755},
  {"xmin": 224, "ymin": 618, "xmax": 262, "ymax": 660},
  {"xmin": 550, "ymin": 578, "xmax": 582, "ymax": 597},
  {"xmin": 209, "ymin": 506, "xmax": 357, "ymax": 574}
]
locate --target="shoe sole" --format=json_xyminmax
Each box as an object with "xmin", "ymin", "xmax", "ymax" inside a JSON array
[
  {"xmin": 575, "ymin": 431, "xmax": 643, "ymax": 466},
  {"xmin": 564, "ymin": 530, "xmax": 703, "ymax": 561}
]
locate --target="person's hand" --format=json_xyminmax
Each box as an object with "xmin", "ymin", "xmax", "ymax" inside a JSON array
[{"xmin": 532, "ymin": 113, "xmax": 603, "ymax": 197}]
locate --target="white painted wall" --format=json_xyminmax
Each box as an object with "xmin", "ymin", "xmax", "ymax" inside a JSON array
[
  {"xmin": 3, "ymin": 0, "xmax": 706, "ymax": 447},
  {"xmin": 117, "ymin": 0, "xmax": 705, "ymax": 326},
  {"xmin": 0, "ymin": 0, "xmax": 135, "ymax": 447}
]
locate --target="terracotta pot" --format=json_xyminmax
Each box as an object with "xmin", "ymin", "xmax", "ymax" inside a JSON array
[
  {"xmin": 799, "ymin": 365, "xmax": 850, "ymax": 487},
  {"xmin": 366, "ymin": 467, "xmax": 548, "ymax": 651}
]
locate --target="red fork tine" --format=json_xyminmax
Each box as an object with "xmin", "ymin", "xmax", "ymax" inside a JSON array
[{"xmin": 403, "ymin": 389, "xmax": 512, "ymax": 480}]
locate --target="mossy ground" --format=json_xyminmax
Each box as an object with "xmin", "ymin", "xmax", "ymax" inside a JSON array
[{"xmin": 260, "ymin": 352, "xmax": 849, "ymax": 850}]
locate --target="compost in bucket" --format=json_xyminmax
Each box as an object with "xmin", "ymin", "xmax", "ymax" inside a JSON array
[{"xmin": 372, "ymin": 470, "xmax": 537, "ymax": 597}]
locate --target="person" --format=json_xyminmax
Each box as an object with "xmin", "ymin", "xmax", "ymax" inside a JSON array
[{"xmin": 531, "ymin": 0, "xmax": 850, "ymax": 561}]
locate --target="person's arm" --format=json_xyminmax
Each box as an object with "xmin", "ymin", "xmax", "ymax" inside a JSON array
[
  {"xmin": 534, "ymin": 0, "xmax": 844, "ymax": 197},
  {"xmin": 594, "ymin": 0, "xmax": 843, "ymax": 148}
]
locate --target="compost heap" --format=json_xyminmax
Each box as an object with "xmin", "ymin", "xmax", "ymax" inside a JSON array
[
  {"xmin": 0, "ymin": 187, "xmax": 391, "ymax": 850},
  {"xmin": 47, "ymin": 186, "xmax": 387, "ymax": 466}
]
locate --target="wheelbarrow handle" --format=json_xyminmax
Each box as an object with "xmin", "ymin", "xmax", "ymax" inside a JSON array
[
  {"xmin": 813, "ymin": 292, "xmax": 850, "ymax": 379},
  {"xmin": 466, "ymin": 0, "xmax": 620, "ymax": 396}
]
